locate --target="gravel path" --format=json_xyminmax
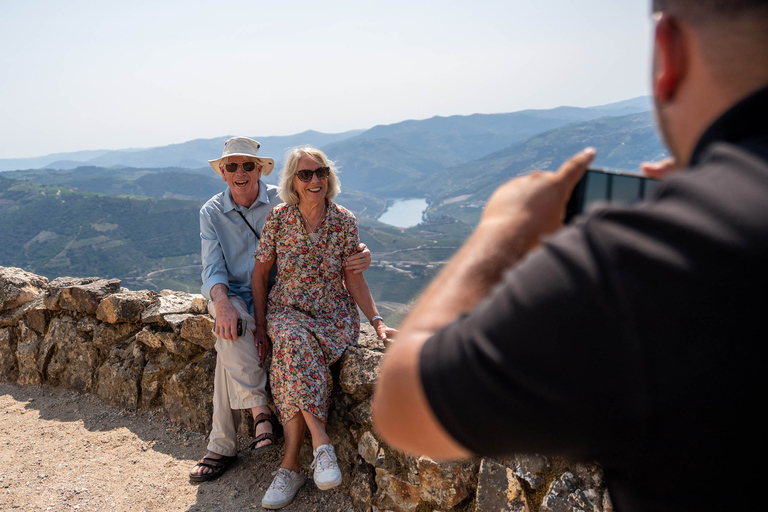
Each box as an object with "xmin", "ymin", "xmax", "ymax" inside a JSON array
[{"xmin": 0, "ymin": 381, "xmax": 358, "ymax": 512}]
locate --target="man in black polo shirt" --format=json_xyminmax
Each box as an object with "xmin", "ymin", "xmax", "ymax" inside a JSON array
[{"xmin": 373, "ymin": 1, "xmax": 768, "ymax": 511}]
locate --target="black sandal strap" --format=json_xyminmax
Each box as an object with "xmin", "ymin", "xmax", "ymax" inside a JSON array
[
  {"xmin": 254, "ymin": 412, "xmax": 283, "ymax": 438},
  {"xmin": 249, "ymin": 432, "xmax": 277, "ymax": 450}
]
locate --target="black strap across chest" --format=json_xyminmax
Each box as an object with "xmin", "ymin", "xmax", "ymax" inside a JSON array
[{"xmin": 236, "ymin": 210, "xmax": 260, "ymax": 240}]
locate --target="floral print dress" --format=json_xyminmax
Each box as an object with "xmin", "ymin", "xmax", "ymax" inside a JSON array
[{"xmin": 254, "ymin": 201, "xmax": 360, "ymax": 423}]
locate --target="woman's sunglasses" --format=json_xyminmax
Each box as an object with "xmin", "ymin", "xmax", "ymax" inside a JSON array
[
  {"xmin": 296, "ymin": 167, "xmax": 330, "ymax": 182},
  {"xmin": 224, "ymin": 161, "xmax": 259, "ymax": 173}
]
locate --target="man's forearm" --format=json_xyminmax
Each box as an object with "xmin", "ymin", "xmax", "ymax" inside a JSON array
[
  {"xmin": 209, "ymin": 283, "xmax": 230, "ymax": 304},
  {"xmin": 399, "ymin": 220, "xmax": 530, "ymax": 336}
]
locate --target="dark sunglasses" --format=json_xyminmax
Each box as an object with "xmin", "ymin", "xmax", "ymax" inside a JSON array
[
  {"xmin": 224, "ymin": 161, "xmax": 259, "ymax": 173},
  {"xmin": 296, "ymin": 167, "xmax": 330, "ymax": 182}
]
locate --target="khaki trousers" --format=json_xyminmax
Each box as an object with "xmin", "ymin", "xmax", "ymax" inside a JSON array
[{"xmin": 206, "ymin": 296, "xmax": 269, "ymax": 456}]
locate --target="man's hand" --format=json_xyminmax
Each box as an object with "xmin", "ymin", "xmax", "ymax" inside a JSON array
[
  {"xmin": 345, "ymin": 243, "xmax": 371, "ymax": 274},
  {"xmin": 481, "ymin": 148, "xmax": 596, "ymax": 255},
  {"xmin": 210, "ymin": 285, "xmax": 241, "ymax": 340},
  {"xmin": 641, "ymin": 157, "xmax": 678, "ymax": 179}
]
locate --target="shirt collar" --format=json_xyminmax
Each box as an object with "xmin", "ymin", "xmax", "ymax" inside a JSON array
[
  {"xmin": 222, "ymin": 179, "xmax": 270, "ymax": 213},
  {"xmin": 690, "ymin": 84, "xmax": 768, "ymax": 166}
]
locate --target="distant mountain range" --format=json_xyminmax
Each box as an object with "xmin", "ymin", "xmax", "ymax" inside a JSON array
[
  {"xmin": 0, "ymin": 97, "xmax": 651, "ymax": 173},
  {"xmin": 0, "ymin": 130, "xmax": 365, "ymax": 173},
  {"xmin": 0, "ymin": 97, "xmax": 667, "ymax": 322}
]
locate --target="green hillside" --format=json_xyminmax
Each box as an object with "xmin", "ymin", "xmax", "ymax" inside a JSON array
[
  {"xmin": 0, "ymin": 175, "xmax": 201, "ymax": 288},
  {"xmin": 426, "ymin": 112, "xmax": 668, "ymax": 223},
  {"xmin": 0, "ymin": 175, "xmax": 449, "ymax": 318},
  {"xmin": 321, "ymin": 100, "xmax": 652, "ymax": 196}
]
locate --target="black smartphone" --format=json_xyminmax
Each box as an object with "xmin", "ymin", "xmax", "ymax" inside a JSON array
[
  {"xmin": 213, "ymin": 318, "xmax": 244, "ymax": 337},
  {"xmin": 565, "ymin": 168, "xmax": 660, "ymax": 224}
]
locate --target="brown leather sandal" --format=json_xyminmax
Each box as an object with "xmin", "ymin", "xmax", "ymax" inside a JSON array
[
  {"xmin": 189, "ymin": 455, "xmax": 236, "ymax": 483},
  {"xmin": 249, "ymin": 411, "xmax": 283, "ymax": 455}
]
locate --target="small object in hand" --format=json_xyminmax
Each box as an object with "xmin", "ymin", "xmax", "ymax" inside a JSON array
[{"xmin": 213, "ymin": 318, "xmax": 244, "ymax": 337}]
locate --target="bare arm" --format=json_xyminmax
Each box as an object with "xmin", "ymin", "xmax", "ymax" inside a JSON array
[
  {"xmin": 372, "ymin": 149, "xmax": 595, "ymax": 460},
  {"xmin": 251, "ymin": 258, "xmax": 274, "ymax": 363},
  {"xmin": 344, "ymin": 268, "xmax": 397, "ymax": 342}
]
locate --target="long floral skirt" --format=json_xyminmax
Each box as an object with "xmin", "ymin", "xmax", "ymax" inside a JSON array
[{"xmin": 267, "ymin": 307, "xmax": 357, "ymax": 423}]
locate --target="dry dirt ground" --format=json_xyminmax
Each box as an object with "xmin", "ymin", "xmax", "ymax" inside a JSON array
[{"xmin": 0, "ymin": 381, "xmax": 359, "ymax": 512}]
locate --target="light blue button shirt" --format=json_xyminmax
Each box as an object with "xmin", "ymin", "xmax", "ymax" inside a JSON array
[{"xmin": 199, "ymin": 181, "xmax": 282, "ymax": 313}]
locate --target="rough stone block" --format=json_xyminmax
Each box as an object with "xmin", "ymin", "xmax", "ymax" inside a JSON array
[
  {"xmin": 77, "ymin": 316, "xmax": 98, "ymax": 333},
  {"xmin": 159, "ymin": 331, "xmax": 200, "ymax": 358},
  {"xmin": 165, "ymin": 313, "xmax": 193, "ymax": 333},
  {"xmin": 136, "ymin": 327, "xmax": 163, "ymax": 349},
  {"xmin": 96, "ymin": 290, "xmax": 156, "ymax": 324},
  {"xmin": 0, "ymin": 327, "xmax": 17, "ymax": 381},
  {"xmin": 44, "ymin": 316, "xmax": 99, "ymax": 392},
  {"xmin": 45, "ymin": 277, "xmax": 121, "ymax": 314},
  {"xmin": 373, "ymin": 467, "xmax": 421, "ymax": 512},
  {"xmin": 0, "ymin": 267, "xmax": 48, "ymax": 312},
  {"xmin": 163, "ymin": 351, "xmax": 216, "ymax": 433},
  {"xmin": 16, "ymin": 322, "xmax": 41, "ymax": 386},
  {"xmin": 359, "ymin": 430, "xmax": 381, "ymax": 467},
  {"xmin": 358, "ymin": 323, "xmax": 385, "ymax": 351},
  {"xmin": 0, "ymin": 295, "xmax": 42, "ymax": 329},
  {"xmin": 340, "ymin": 346, "xmax": 383, "ymax": 400},
  {"xmin": 140, "ymin": 353, "xmax": 177, "ymax": 409},
  {"xmin": 419, "ymin": 456, "xmax": 477, "ymax": 510},
  {"xmin": 92, "ymin": 322, "xmax": 140, "ymax": 353},
  {"xmin": 179, "ymin": 315, "xmax": 216, "ymax": 351},
  {"xmin": 349, "ymin": 398, "xmax": 373, "ymax": 427},
  {"xmin": 539, "ymin": 472, "xmax": 600, "ymax": 512},
  {"xmin": 141, "ymin": 292, "xmax": 198, "ymax": 325},
  {"xmin": 475, "ymin": 459, "xmax": 530, "ymax": 512},
  {"xmin": 95, "ymin": 342, "xmax": 145, "ymax": 410},
  {"xmin": 511, "ymin": 454, "xmax": 550, "ymax": 490},
  {"xmin": 22, "ymin": 296, "xmax": 49, "ymax": 334},
  {"xmin": 350, "ymin": 456, "xmax": 377, "ymax": 512},
  {"xmin": 190, "ymin": 296, "xmax": 208, "ymax": 314}
]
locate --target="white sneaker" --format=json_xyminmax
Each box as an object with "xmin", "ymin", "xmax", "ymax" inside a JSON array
[
  {"xmin": 311, "ymin": 444, "xmax": 342, "ymax": 490},
  {"xmin": 262, "ymin": 468, "xmax": 305, "ymax": 509}
]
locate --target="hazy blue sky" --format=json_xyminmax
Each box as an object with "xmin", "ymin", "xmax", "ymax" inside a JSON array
[{"xmin": 0, "ymin": 1, "xmax": 654, "ymax": 159}]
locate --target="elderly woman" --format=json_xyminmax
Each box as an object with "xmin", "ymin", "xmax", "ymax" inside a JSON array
[{"xmin": 252, "ymin": 146, "xmax": 396, "ymax": 509}]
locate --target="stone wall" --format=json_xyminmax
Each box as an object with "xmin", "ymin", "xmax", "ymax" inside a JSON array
[{"xmin": 0, "ymin": 266, "xmax": 613, "ymax": 512}]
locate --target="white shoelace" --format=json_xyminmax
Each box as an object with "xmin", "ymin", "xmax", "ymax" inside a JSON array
[
  {"xmin": 270, "ymin": 468, "xmax": 292, "ymax": 490},
  {"xmin": 311, "ymin": 447, "xmax": 336, "ymax": 471}
]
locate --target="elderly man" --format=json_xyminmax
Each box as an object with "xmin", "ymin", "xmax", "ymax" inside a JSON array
[
  {"xmin": 190, "ymin": 137, "xmax": 370, "ymax": 482},
  {"xmin": 373, "ymin": 2, "xmax": 768, "ymax": 511}
]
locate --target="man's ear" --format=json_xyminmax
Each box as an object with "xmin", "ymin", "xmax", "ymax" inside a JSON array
[{"xmin": 653, "ymin": 15, "xmax": 687, "ymax": 103}]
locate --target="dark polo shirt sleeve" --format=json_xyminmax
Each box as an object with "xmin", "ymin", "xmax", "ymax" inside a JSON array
[{"xmin": 419, "ymin": 221, "xmax": 649, "ymax": 461}]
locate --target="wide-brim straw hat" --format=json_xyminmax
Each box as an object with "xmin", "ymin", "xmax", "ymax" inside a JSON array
[{"xmin": 208, "ymin": 136, "xmax": 275, "ymax": 176}]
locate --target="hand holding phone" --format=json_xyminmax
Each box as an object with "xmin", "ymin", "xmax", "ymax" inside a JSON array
[
  {"xmin": 565, "ymin": 168, "xmax": 659, "ymax": 224},
  {"xmin": 213, "ymin": 317, "xmax": 244, "ymax": 337}
]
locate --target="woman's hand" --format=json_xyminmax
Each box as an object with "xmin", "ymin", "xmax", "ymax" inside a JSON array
[
  {"xmin": 345, "ymin": 243, "xmax": 371, "ymax": 274},
  {"xmin": 373, "ymin": 319, "xmax": 398, "ymax": 343},
  {"xmin": 254, "ymin": 324, "xmax": 271, "ymax": 363}
]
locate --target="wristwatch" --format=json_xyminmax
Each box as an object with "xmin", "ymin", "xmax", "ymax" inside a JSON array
[{"xmin": 370, "ymin": 315, "xmax": 383, "ymax": 323}]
